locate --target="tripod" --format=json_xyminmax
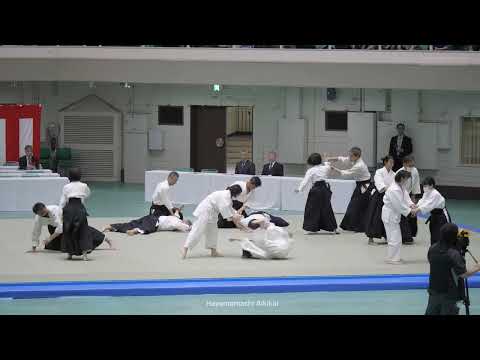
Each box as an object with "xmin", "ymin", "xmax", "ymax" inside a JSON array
[{"xmin": 463, "ymin": 250, "xmax": 478, "ymax": 316}]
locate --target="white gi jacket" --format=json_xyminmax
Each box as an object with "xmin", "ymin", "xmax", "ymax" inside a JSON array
[
  {"xmin": 381, "ymin": 182, "xmax": 414, "ymax": 224},
  {"xmin": 337, "ymin": 156, "xmax": 371, "ymax": 182},
  {"xmin": 372, "ymin": 167, "xmax": 395, "ymax": 194},
  {"xmin": 193, "ymin": 190, "xmax": 236, "ymax": 222},
  {"xmin": 59, "ymin": 181, "xmax": 91, "ymax": 208},
  {"xmin": 32, "ymin": 205, "xmax": 63, "ymax": 247},
  {"xmin": 242, "ymin": 220, "xmax": 293, "ymax": 259},
  {"xmin": 152, "ymin": 180, "xmax": 173, "ymax": 209},
  {"xmin": 297, "ymin": 165, "xmax": 330, "ymax": 192},
  {"xmin": 396, "ymin": 166, "xmax": 421, "ymax": 196},
  {"xmin": 417, "ymin": 189, "xmax": 446, "ymax": 215}
]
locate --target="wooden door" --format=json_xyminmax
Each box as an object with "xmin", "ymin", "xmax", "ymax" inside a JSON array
[{"xmin": 190, "ymin": 106, "xmax": 226, "ymax": 173}]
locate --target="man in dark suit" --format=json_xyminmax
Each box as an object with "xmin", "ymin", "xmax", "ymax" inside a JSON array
[
  {"xmin": 235, "ymin": 150, "xmax": 256, "ymax": 175},
  {"xmin": 261, "ymin": 151, "xmax": 284, "ymax": 176},
  {"xmin": 19, "ymin": 145, "xmax": 40, "ymax": 170},
  {"xmin": 389, "ymin": 123, "xmax": 413, "ymax": 172}
]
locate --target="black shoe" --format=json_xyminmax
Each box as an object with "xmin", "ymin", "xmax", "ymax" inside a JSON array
[{"xmin": 242, "ymin": 250, "xmax": 253, "ymax": 258}]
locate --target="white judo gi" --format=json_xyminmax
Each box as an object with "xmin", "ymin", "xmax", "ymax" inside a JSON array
[
  {"xmin": 184, "ymin": 190, "xmax": 236, "ymax": 250},
  {"xmin": 381, "ymin": 182, "xmax": 414, "ymax": 262},
  {"xmin": 238, "ymin": 214, "xmax": 293, "ymax": 259}
]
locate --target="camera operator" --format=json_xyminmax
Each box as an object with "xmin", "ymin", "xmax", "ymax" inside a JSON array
[{"xmin": 426, "ymin": 223, "xmax": 480, "ymax": 315}]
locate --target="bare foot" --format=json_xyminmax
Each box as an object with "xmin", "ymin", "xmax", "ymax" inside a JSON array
[
  {"xmin": 82, "ymin": 253, "xmax": 89, "ymax": 261},
  {"xmin": 102, "ymin": 226, "xmax": 112, "ymax": 233},
  {"xmin": 126, "ymin": 230, "xmax": 136, "ymax": 236},
  {"xmin": 210, "ymin": 249, "xmax": 223, "ymax": 257},
  {"xmin": 181, "ymin": 247, "xmax": 188, "ymax": 259},
  {"xmin": 67, "ymin": 254, "xmax": 73, "ymax": 260},
  {"xmin": 104, "ymin": 236, "xmax": 114, "ymax": 248}
]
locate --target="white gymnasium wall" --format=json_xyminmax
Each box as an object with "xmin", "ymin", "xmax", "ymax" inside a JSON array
[{"xmin": 2, "ymin": 82, "xmax": 480, "ymax": 186}]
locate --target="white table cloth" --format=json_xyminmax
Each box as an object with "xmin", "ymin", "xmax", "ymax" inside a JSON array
[
  {"xmin": 0, "ymin": 177, "xmax": 69, "ymax": 211},
  {"xmin": 145, "ymin": 171, "xmax": 356, "ymax": 213},
  {"xmin": 280, "ymin": 177, "xmax": 357, "ymax": 213}
]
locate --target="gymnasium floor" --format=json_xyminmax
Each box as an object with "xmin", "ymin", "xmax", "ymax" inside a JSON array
[{"xmin": 0, "ymin": 182, "xmax": 479, "ymax": 284}]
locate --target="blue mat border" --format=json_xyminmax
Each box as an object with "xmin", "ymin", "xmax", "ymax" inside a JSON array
[{"xmin": 1, "ymin": 273, "xmax": 480, "ymax": 299}]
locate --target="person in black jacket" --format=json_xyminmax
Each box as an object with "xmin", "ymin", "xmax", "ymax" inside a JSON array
[
  {"xmin": 235, "ymin": 150, "xmax": 256, "ymax": 175},
  {"xmin": 389, "ymin": 123, "xmax": 413, "ymax": 172},
  {"xmin": 425, "ymin": 223, "xmax": 480, "ymax": 315},
  {"xmin": 18, "ymin": 145, "xmax": 40, "ymax": 170},
  {"xmin": 261, "ymin": 151, "xmax": 284, "ymax": 176}
]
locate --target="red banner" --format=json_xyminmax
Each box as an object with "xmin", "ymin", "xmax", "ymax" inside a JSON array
[{"xmin": 0, "ymin": 104, "xmax": 42, "ymax": 162}]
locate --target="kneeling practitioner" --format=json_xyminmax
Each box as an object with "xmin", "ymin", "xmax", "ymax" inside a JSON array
[{"xmin": 31, "ymin": 202, "xmax": 112, "ymax": 252}]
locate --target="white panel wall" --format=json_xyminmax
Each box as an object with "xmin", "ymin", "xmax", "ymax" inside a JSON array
[{"xmin": 2, "ymin": 82, "xmax": 480, "ymax": 186}]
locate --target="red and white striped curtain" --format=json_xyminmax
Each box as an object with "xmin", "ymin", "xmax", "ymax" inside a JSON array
[{"xmin": 0, "ymin": 105, "xmax": 42, "ymax": 164}]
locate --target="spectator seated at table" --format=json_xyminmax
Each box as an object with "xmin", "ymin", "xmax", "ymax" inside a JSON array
[
  {"xmin": 18, "ymin": 145, "xmax": 40, "ymax": 170},
  {"xmin": 261, "ymin": 151, "xmax": 284, "ymax": 176}
]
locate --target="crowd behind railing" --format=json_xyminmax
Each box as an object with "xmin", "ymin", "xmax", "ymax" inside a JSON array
[
  {"xmin": 139, "ymin": 45, "xmax": 480, "ymax": 51},
  {"xmin": 3, "ymin": 45, "xmax": 480, "ymax": 51}
]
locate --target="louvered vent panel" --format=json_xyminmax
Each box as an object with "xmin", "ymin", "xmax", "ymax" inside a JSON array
[
  {"xmin": 72, "ymin": 150, "xmax": 114, "ymax": 178},
  {"xmin": 64, "ymin": 116, "xmax": 114, "ymax": 145}
]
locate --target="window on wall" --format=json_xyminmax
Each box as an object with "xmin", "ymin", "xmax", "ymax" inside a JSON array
[
  {"xmin": 325, "ymin": 111, "xmax": 348, "ymax": 131},
  {"xmin": 461, "ymin": 117, "xmax": 480, "ymax": 165},
  {"xmin": 158, "ymin": 105, "xmax": 183, "ymax": 125}
]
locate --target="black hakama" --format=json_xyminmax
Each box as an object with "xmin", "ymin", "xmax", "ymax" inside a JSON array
[
  {"xmin": 364, "ymin": 191, "xmax": 386, "ymax": 239},
  {"xmin": 61, "ymin": 198, "xmax": 93, "ymax": 256},
  {"xmin": 302, "ymin": 181, "xmax": 337, "ymax": 232},
  {"xmin": 400, "ymin": 215, "xmax": 414, "ymax": 243},
  {"xmin": 425, "ymin": 208, "xmax": 451, "ymax": 245},
  {"xmin": 149, "ymin": 204, "xmax": 184, "ymax": 219},
  {"xmin": 150, "ymin": 204, "xmax": 170, "ymax": 217},
  {"xmin": 110, "ymin": 214, "xmax": 159, "ymax": 235},
  {"xmin": 247, "ymin": 211, "xmax": 290, "ymax": 227},
  {"xmin": 46, "ymin": 225, "xmax": 105, "ymax": 251},
  {"xmin": 217, "ymin": 200, "xmax": 248, "ymax": 228},
  {"xmin": 340, "ymin": 180, "xmax": 373, "ymax": 232}
]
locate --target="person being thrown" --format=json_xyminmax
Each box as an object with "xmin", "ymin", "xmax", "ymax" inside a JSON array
[{"xmin": 229, "ymin": 213, "xmax": 294, "ymax": 260}]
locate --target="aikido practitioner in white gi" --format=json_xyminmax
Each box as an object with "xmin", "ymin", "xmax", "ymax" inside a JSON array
[
  {"xmin": 382, "ymin": 170, "xmax": 417, "ymax": 265},
  {"xmin": 182, "ymin": 185, "xmax": 243, "ymax": 259},
  {"xmin": 217, "ymin": 176, "xmax": 262, "ymax": 228},
  {"xmin": 229, "ymin": 213, "xmax": 294, "ymax": 259},
  {"xmin": 327, "ymin": 147, "xmax": 373, "ymax": 233},
  {"xmin": 150, "ymin": 171, "xmax": 180, "ymax": 217}
]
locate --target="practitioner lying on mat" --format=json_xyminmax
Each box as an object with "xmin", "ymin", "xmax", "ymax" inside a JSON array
[
  {"xmin": 30, "ymin": 202, "xmax": 113, "ymax": 252},
  {"xmin": 103, "ymin": 208, "xmax": 191, "ymax": 236},
  {"xmin": 244, "ymin": 210, "xmax": 289, "ymax": 227},
  {"xmin": 229, "ymin": 214, "xmax": 294, "ymax": 260}
]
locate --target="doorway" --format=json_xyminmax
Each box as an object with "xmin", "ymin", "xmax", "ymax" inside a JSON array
[{"xmin": 190, "ymin": 106, "xmax": 226, "ymax": 173}]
